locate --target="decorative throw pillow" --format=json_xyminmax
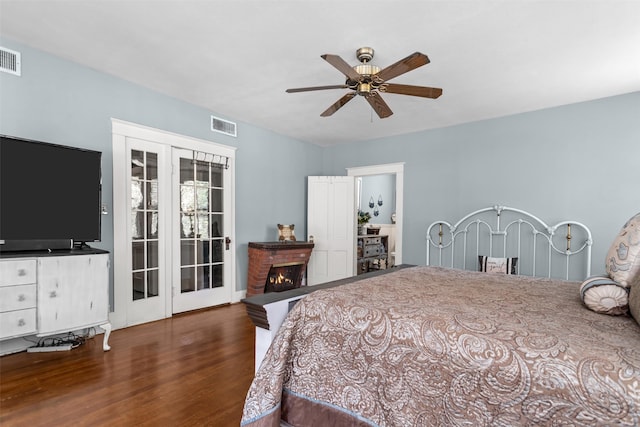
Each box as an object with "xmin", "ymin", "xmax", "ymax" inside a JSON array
[
  {"xmin": 478, "ymin": 256, "xmax": 518, "ymax": 274},
  {"xmin": 629, "ymin": 283, "xmax": 640, "ymax": 324},
  {"xmin": 605, "ymin": 212, "xmax": 640, "ymax": 288},
  {"xmin": 580, "ymin": 276, "xmax": 629, "ymax": 315}
]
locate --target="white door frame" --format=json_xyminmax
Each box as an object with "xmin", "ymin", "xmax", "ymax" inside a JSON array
[
  {"xmin": 347, "ymin": 162, "xmax": 404, "ymax": 266},
  {"xmin": 110, "ymin": 119, "xmax": 237, "ymax": 330}
]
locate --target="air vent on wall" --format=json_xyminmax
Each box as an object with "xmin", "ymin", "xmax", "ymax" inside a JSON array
[
  {"xmin": 0, "ymin": 47, "xmax": 21, "ymax": 76},
  {"xmin": 211, "ymin": 115, "xmax": 237, "ymax": 137}
]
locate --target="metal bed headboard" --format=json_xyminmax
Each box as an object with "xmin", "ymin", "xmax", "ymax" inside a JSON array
[{"xmin": 426, "ymin": 205, "xmax": 593, "ymax": 281}]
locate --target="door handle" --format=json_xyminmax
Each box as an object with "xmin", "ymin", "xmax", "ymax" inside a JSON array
[{"xmin": 225, "ymin": 237, "xmax": 231, "ymax": 250}]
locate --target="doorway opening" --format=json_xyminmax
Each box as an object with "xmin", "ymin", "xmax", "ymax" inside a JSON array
[{"xmin": 347, "ymin": 163, "xmax": 404, "ymax": 267}]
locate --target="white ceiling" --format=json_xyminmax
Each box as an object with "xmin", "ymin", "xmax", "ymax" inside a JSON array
[{"xmin": 1, "ymin": 1, "xmax": 639, "ymax": 147}]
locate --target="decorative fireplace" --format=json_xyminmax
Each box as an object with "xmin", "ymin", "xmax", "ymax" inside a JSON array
[{"xmin": 247, "ymin": 241, "xmax": 314, "ymax": 296}]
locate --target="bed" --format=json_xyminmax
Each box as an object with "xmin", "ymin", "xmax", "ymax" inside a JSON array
[{"xmin": 241, "ymin": 206, "xmax": 640, "ymax": 426}]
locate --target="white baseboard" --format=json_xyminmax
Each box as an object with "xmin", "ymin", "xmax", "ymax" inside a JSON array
[{"xmin": 233, "ymin": 289, "xmax": 246, "ymax": 303}]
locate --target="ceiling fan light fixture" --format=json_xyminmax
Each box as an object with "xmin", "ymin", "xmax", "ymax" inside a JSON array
[{"xmin": 354, "ymin": 63, "xmax": 380, "ymax": 76}]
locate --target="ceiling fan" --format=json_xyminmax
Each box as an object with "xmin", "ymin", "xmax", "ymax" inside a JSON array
[{"xmin": 286, "ymin": 47, "xmax": 442, "ymax": 119}]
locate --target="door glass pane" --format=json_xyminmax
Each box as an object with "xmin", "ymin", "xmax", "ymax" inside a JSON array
[
  {"xmin": 132, "ymin": 212, "xmax": 144, "ymax": 240},
  {"xmin": 147, "ymin": 212, "xmax": 158, "ymax": 238},
  {"xmin": 196, "ymin": 186, "xmax": 209, "ymax": 211},
  {"xmin": 180, "ymin": 186, "xmax": 195, "ymax": 212},
  {"xmin": 181, "ymin": 240, "xmax": 195, "ymax": 265},
  {"xmin": 147, "ymin": 241, "xmax": 158, "ymax": 269},
  {"xmin": 180, "ymin": 213, "xmax": 194, "ymax": 238},
  {"xmin": 181, "ymin": 267, "xmax": 194, "ymax": 292},
  {"xmin": 146, "ymin": 152, "xmax": 158, "ymax": 180},
  {"xmin": 211, "ymin": 214, "xmax": 223, "ymax": 237},
  {"xmin": 132, "ymin": 242, "xmax": 144, "ymax": 270},
  {"xmin": 211, "ymin": 168, "xmax": 222, "ymax": 188},
  {"xmin": 131, "ymin": 150, "xmax": 144, "ymax": 179},
  {"xmin": 196, "ymin": 161, "xmax": 209, "ymax": 183},
  {"xmin": 212, "ymin": 264, "xmax": 223, "ymax": 288},
  {"xmin": 211, "ymin": 188, "xmax": 223, "ymax": 212},
  {"xmin": 132, "ymin": 272, "xmax": 145, "ymax": 300},
  {"xmin": 148, "ymin": 269, "xmax": 159, "ymax": 297},
  {"xmin": 147, "ymin": 180, "xmax": 158, "ymax": 209},
  {"xmin": 197, "ymin": 214, "xmax": 209, "ymax": 239},
  {"xmin": 212, "ymin": 239, "xmax": 223, "ymax": 263},
  {"xmin": 199, "ymin": 240, "xmax": 210, "ymax": 263},
  {"xmin": 132, "ymin": 179, "xmax": 144, "ymax": 209},
  {"xmin": 180, "ymin": 158, "xmax": 193, "ymax": 184},
  {"xmin": 197, "ymin": 265, "xmax": 209, "ymax": 290}
]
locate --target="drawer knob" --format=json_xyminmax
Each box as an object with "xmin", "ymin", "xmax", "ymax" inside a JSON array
[
  {"xmin": 17, "ymin": 269, "xmax": 27, "ymax": 276},
  {"xmin": 50, "ymin": 291, "xmax": 57, "ymax": 298},
  {"xmin": 18, "ymin": 294, "xmax": 26, "ymax": 302},
  {"xmin": 18, "ymin": 319, "xmax": 25, "ymax": 327}
]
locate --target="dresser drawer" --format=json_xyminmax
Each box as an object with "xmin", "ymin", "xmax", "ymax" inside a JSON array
[
  {"xmin": 0, "ymin": 308, "xmax": 37, "ymax": 339},
  {"xmin": 0, "ymin": 260, "xmax": 37, "ymax": 287},
  {"xmin": 0, "ymin": 284, "xmax": 37, "ymax": 312},
  {"xmin": 364, "ymin": 236, "xmax": 381, "ymax": 245},
  {"xmin": 363, "ymin": 246, "xmax": 382, "ymax": 257}
]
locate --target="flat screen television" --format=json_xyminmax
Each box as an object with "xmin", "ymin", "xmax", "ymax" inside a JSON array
[{"xmin": 0, "ymin": 135, "xmax": 102, "ymax": 252}]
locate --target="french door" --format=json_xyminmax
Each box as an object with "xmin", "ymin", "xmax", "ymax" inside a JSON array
[
  {"xmin": 112, "ymin": 120, "xmax": 236, "ymax": 329},
  {"xmin": 126, "ymin": 138, "xmax": 169, "ymax": 325},
  {"xmin": 172, "ymin": 148, "xmax": 232, "ymax": 313}
]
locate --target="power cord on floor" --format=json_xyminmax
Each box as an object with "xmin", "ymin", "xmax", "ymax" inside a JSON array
[{"xmin": 31, "ymin": 328, "xmax": 97, "ymax": 350}]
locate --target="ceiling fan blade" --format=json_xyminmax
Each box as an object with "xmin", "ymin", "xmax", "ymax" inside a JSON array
[
  {"xmin": 321, "ymin": 54, "xmax": 362, "ymax": 81},
  {"xmin": 381, "ymin": 83, "xmax": 443, "ymax": 99},
  {"xmin": 286, "ymin": 84, "xmax": 349, "ymax": 93},
  {"xmin": 365, "ymin": 92, "xmax": 393, "ymax": 118},
  {"xmin": 320, "ymin": 92, "xmax": 356, "ymax": 117},
  {"xmin": 374, "ymin": 52, "xmax": 430, "ymax": 83}
]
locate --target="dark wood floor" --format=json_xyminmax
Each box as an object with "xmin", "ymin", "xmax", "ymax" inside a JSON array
[{"xmin": 0, "ymin": 303, "xmax": 256, "ymax": 426}]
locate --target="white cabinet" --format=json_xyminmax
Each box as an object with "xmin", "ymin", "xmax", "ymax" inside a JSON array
[
  {"xmin": 0, "ymin": 252, "xmax": 111, "ymax": 352},
  {"xmin": 38, "ymin": 254, "xmax": 109, "ymax": 336}
]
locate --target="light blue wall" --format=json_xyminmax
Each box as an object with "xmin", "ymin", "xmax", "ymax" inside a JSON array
[
  {"xmin": 360, "ymin": 174, "xmax": 396, "ymax": 225},
  {"xmin": 0, "ymin": 38, "xmax": 324, "ymax": 299},
  {"xmin": 323, "ymin": 92, "xmax": 640, "ymax": 275}
]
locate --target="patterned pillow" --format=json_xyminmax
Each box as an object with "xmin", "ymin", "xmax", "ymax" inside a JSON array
[
  {"xmin": 606, "ymin": 212, "xmax": 640, "ymax": 288},
  {"xmin": 580, "ymin": 276, "xmax": 629, "ymax": 315},
  {"xmin": 478, "ymin": 256, "xmax": 518, "ymax": 274}
]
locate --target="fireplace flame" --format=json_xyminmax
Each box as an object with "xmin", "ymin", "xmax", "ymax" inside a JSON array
[
  {"xmin": 264, "ymin": 262, "xmax": 304, "ymax": 293},
  {"xmin": 270, "ymin": 272, "xmax": 294, "ymax": 285}
]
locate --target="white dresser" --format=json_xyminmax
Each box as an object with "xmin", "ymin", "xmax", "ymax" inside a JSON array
[{"xmin": 0, "ymin": 251, "xmax": 111, "ymax": 353}]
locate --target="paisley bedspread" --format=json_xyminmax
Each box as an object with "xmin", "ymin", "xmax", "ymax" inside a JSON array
[{"xmin": 241, "ymin": 266, "xmax": 640, "ymax": 426}]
